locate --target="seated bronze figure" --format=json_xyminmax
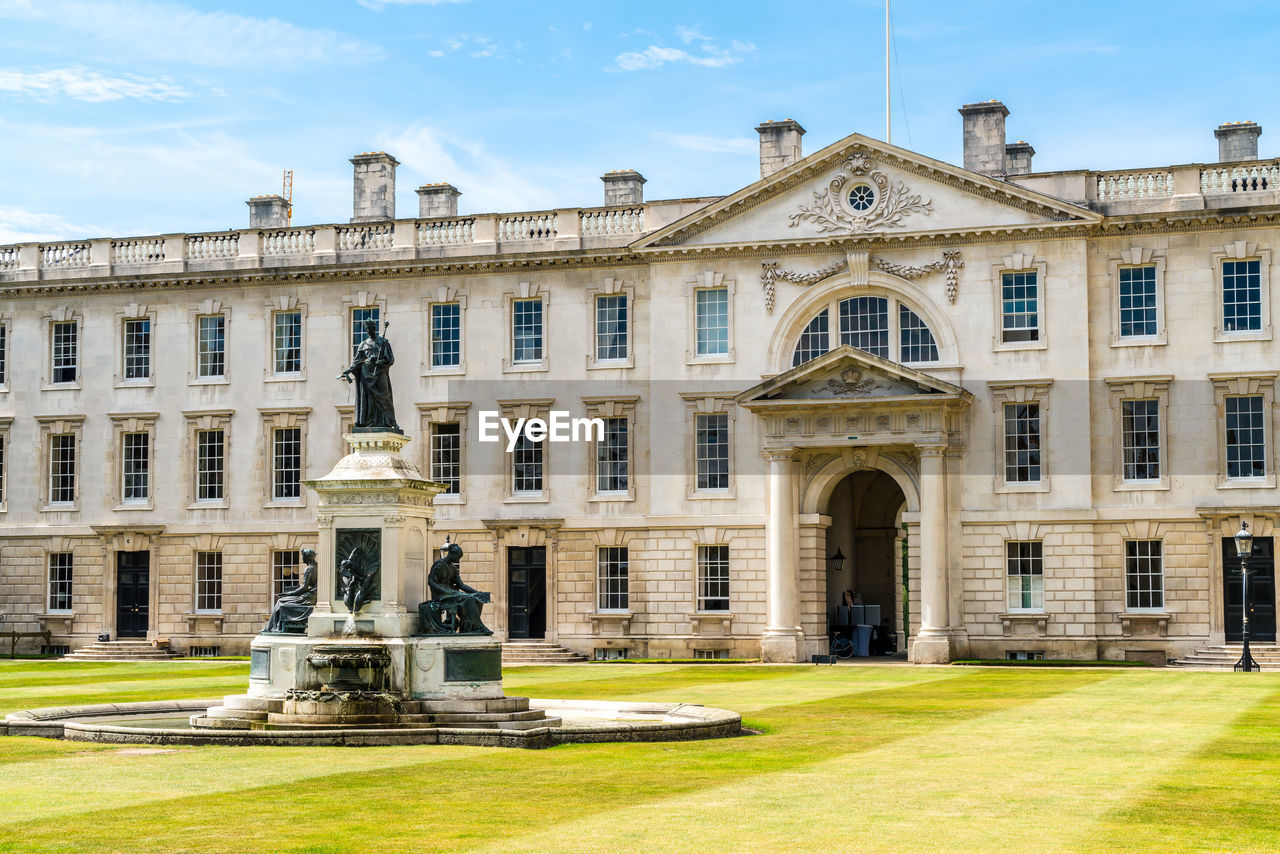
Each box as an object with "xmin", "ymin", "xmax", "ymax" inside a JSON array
[
  {"xmin": 419, "ymin": 542, "xmax": 492, "ymax": 635},
  {"xmin": 264, "ymin": 547, "xmax": 318, "ymax": 634}
]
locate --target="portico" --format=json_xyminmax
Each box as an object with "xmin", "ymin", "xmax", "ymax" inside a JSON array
[{"xmin": 738, "ymin": 345, "xmax": 973, "ymax": 663}]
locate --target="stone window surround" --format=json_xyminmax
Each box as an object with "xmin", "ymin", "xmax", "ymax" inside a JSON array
[
  {"xmin": 988, "ymin": 380, "xmax": 1052, "ymax": 494},
  {"xmin": 184, "ymin": 534, "xmax": 226, "ymax": 630},
  {"xmin": 1209, "ymin": 372, "xmax": 1277, "ymax": 489},
  {"xmin": 0, "ymin": 415, "xmax": 10, "ymax": 512},
  {"xmin": 36, "ymin": 414, "xmax": 84, "ymax": 512},
  {"xmin": 264, "ymin": 295, "xmax": 307, "ymax": 382},
  {"xmin": 585, "ymin": 277, "xmax": 636, "ymax": 370},
  {"xmin": 183, "ymin": 409, "xmax": 233, "ymax": 509},
  {"xmin": 188, "ymin": 298, "xmax": 229, "ymax": 386},
  {"xmin": 1108, "ymin": 247, "xmax": 1168, "ymax": 348},
  {"xmin": 587, "ymin": 529, "xmax": 637, "ymax": 632},
  {"xmin": 1104, "ymin": 375, "xmax": 1172, "ymax": 492},
  {"xmin": 498, "ymin": 398, "xmax": 554, "ymax": 503},
  {"xmin": 1002, "ymin": 536, "xmax": 1046, "ymax": 619},
  {"xmin": 787, "ymin": 289, "xmax": 942, "ymax": 368},
  {"xmin": 692, "ymin": 533, "xmax": 735, "ymax": 633},
  {"xmin": 417, "ymin": 401, "xmax": 471, "ymax": 504},
  {"xmin": 1212, "ymin": 240, "xmax": 1273, "ymax": 343},
  {"xmin": 0, "ymin": 311, "xmax": 8, "ymax": 393},
  {"xmin": 680, "ymin": 392, "xmax": 738, "ymax": 500},
  {"xmin": 502, "ymin": 282, "xmax": 550, "ymax": 374},
  {"xmin": 582, "ymin": 395, "xmax": 639, "ymax": 502},
  {"xmin": 1123, "ymin": 538, "xmax": 1166, "ymax": 615},
  {"xmin": 43, "ymin": 305, "xmax": 82, "ymax": 391},
  {"xmin": 336, "ymin": 404, "xmax": 355, "ymax": 460},
  {"xmin": 342, "ymin": 290, "xmax": 388, "ymax": 365},
  {"xmin": 112, "ymin": 302, "xmax": 157, "ymax": 388},
  {"xmin": 686, "ymin": 271, "xmax": 736, "ymax": 365},
  {"xmin": 108, "ymin": 412, "xmax": 159, "ymax": 511},
  {"xmin": 990, "ymin": 253, "xmax": 1049, "ymax": 352},
  {"xmin": 421, "ymin": 284, "xmax": 467, "ymax": 376},
  {"xmin": 260, "ymin": 407, "xmax": 311, "ymax": 508}
]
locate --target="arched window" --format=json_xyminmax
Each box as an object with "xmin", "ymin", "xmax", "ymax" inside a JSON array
[{"xmin": 791, "ymin": 295, "xmax": 939, "ymax": 367}]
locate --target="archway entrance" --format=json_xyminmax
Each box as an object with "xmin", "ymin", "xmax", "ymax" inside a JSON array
[{"xmin": 825, "ymin": 470, "xmax": 906, "ymax": 655}]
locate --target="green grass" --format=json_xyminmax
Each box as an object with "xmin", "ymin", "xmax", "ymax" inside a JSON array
[{"xmin": 2, "ymin": 661, "xmax": 1280, "ymax": 852}]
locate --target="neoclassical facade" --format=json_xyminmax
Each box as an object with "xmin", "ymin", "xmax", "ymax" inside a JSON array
[{"xmin": 2, "ymin": 102, "xmax": 1277, "ymax": 662}]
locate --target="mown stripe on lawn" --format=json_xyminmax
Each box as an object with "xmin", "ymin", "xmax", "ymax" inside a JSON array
[
  {"xmin": 1077, "ymin": 677, "xmax": 1280, "ymax": 852},
  {"xmin": 474, "ymin": 671, "xmax": 1270, "ymax": 854},
  {"xmin": 0, "ymin": 668, "xmax": 1106, "ymax": 854}
]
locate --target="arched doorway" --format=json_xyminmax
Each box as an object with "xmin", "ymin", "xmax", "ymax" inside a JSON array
[{"xmin": 825, "ymin": 470, "xmax": 907, "ymax": 654}]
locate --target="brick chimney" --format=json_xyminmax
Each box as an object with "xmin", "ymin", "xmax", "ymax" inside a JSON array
[
  {"xmin": 246, "ymin": 195, "xmax": 289, "ymax": 228},
  {"xmin": 958, "ymin": 100, "xmax": 1009, "ymax": 177},
  {"xmin": 416, "ymin": 183, "xmax": 461, "ymax": 219},
  {"xmin": 756, "ymin": 119, "xmax": 805, "ymax": 178},
  {"xmin": 601, "ymin": 170, "xmax": 645, "ymax": 206},
  {"xmin": 1216, "ymin": 121, "xmax": 1262, "ymax": 162},
  {"xmin": 1005, "ymin": 140, "xmax": 1035, "ymax": 176},
  {"xmin": 350, "ymin": 151, "xmax": 399, "ymax": 222}
]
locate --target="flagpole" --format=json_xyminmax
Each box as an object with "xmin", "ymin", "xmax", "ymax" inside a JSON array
[{"xmin": 885, "ymin": 0, "xmax": 891, "ymax": 144}]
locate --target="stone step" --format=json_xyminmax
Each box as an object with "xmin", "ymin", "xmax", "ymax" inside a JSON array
[
  {"xmin": 402, "ymin": 697, "xmax": 529, "ymax": 715},
  {"xmin": 204, "ymin": 706, "xmax": 268, "ymax": 721},
  {"xmin": 503, "ymin": 654, "xmax": 588, "ymax": 663},
  {"xmin": 434, "ymin": 717, "xmax": 554, "ymax": 732},
  {"xmin": 411, "ymin": 709, "xmax": 548, "ymax": 725}
]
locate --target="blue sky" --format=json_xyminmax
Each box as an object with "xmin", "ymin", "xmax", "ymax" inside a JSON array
[{"xmin": 1, "ymin": 0, "xmax": 1278, "ymax": 242}]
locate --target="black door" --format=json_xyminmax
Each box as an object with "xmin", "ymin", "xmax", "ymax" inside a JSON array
[
  {"xmin": 507, "ymin": 546, "xmax": 546, "ymax": 639},
  {"xmin": 116, "ymin": 551, "xmax": 150, "ymax": 638},
  {"xmin": 1224, "ymin": 537, "xmax": 1276, "ymax": 642}
]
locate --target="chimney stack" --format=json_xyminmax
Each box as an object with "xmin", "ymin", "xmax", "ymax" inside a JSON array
[
  {"xmin": 601, "ymin": 170, "xmax": 646, "ymax": 206},
  {"xmin": 246, "ymin": 195, "xmax": 289, "ymax": 228},
  {"xmin": 1216, "ymin": 121, "xmax": 1261, "ymax": 162},
  {"xmin": 756, "ymin": 119, "xmax": 805, "ymax": 178},
  {"xmin": 350, "ymin": 151, "xmax": 399, "ymax": 222},
  {"xmin": 416, "ymin": 183, "xmax": 461, "ymax": 219},
  {"xmin": 958, "ymin": 100, "xmax": 1009, "ymax": 177},
  {"xmin": 1005, "ymin": 140, "xmax": 1035, "ymax": 176}
]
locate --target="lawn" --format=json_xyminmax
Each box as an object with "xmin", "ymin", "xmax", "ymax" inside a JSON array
[{"xmin": 1, "ymin": 660, "xmax": 1279, "ymax": 853}]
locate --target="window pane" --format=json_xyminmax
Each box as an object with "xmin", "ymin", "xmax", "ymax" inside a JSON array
[
  {"xmin": 273, "ymin": 427, "xmax": 302, "ymax": 500},
  {"xmin": 697, "ymin": 545, "xmax": 730, "ymax": 611},
  {"xmin": 597, "ymin": 546, "xmax": 629, "ymax": 611},
  {"xmin": 430, "ymin": 422, "xmax": 461, "ymax": 494},
  {"xmin": 273, "ymin": 311, "xmax": 302, "ymax": 374},
  {"xmin": 1006, "ymin": 541, "xmax": 1044, "ymax": 610},
  {"xmin": 1121, "ymin": 399, "xmax": 1161, "ymax": 481},
  {"xmin": 1003, "ymin": 403, "xmax": 1041, "ymax": 483},
  {"xmin": 124, "ymin": 318, "xmax": 151, "ymax": 379},
  {"xmin": 196, "ymin": 429, "xmax": 224, "ymax": 501},
  {"xmin": 196, "ymin": 552, "xmax": 223, "ymax": 612},
  {"xmin": 596, "ymin": 417, "xmax": 628, "ymax": 493},
  {"xmin": 512, "ymin": 432, "xmax": 543, "ymax": 493},
  {"xmin": 1001, "ymin": 271, "xmax": 1039, "ymax": 342},
  {"xmin": 48, "ymin": 552, "xmax": 73, "ymax": 611},
  {"xmin": 122, "ymin": 432, "xmax": 149, "ymax": 502},
  {"xmin": 52, "ymin": 321, "xmax": 78, "ymax": 383},
  {"xmin": 431, "ymin": 303, "xmax": 461, "ymax": 368},
  {"xmin": 1225, "ymin": 395, "xmax": 1266, "ymax": 478},
  {"xmin": 696, "ymin": 412, "xmax": 729, "ymax": 490},
  {"xmin": 1118, "ymin": 265, "xmax": 1158, "ymax": 337},
  {"xmin": 197, "ymin": 315, "xmax": 225, "ymax": 378},
  {"xmin": 49, "ymin": 434, "xmax": 76, "ymax": 504},
  {"xmin": 351, "ymin": 307, "xmax": 380, "ymax": 360},
  {"xmin": 898, "ymin": 303, "xmax": 939, "ymax": 362},
  {"xmin": 1222, "ymin": 259, "xmax": 1262, "ymax": 333},
  {"xmin": 695, "ymin": 288, "xmax": 729, "ymax": 356},
  {"xmin": 792, "ymin": 310, "xmax": 830, "ymax": 367},
  {"xmin": 513, "ymin": 299, "xmax": 543, "ymax": 363},
  {"xmin": 838, "ymin": 296, "xmax": 889, "ymax": 358},
  {"xmin": 1125, "ymin": 540, "xmax": 1164, "ymax": 610},
  {"xmin": 0, "ymin": 324, "xmax": 7, "ymax": 385},
  {"xmin": 272, "ymin": 550, "xmax": 300, "ymax": 604},
  {"xmin": 595, "ymin": 294, "xmax": 628, "ymax": 361},
  {"xmin": 0, "ymin": 435, "xmax": 5, "ymax": 505}
]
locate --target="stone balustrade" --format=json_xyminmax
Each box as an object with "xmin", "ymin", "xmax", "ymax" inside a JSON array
[
  {"xmin": 336, "ymin": 223, "xmax": 393, "ymax": 251},
  {"xmin": 111, "ymin": 238, "xmax": 166, "ymax": 264},
  {"xmin": 581, "ymin": 207, "xmax": 645, "ymax": 236},
  {"xmin": 261, "ymin": 228, "xmax": 316, "ymax": 256},
  {"xmin": 1201, "ymin": 162, "xmax": 1280, "ymax": 193},
  {"xmin": 1095, "ymin": 170, "xmax": 1173, "ymax": 202},
  {"xmin": 498, "ymin": 212, "xmax": 557, "ymax": 241},
  {"xmin": 186, "ymin": 233, "xmax": 239, "ymax": 259},
  {"xmin": 417, "ymin": 218, "xmax": 474, "ymax": 246},
  {"xmin": 0, "ymin": 247, "xmax": 17, "ymax": 270},
  {"xmin": 42, "ymin": 242, "xmax": 91, "ymax": 268}
]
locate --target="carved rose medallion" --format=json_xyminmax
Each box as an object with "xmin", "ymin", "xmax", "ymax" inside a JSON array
[{"xmin": 789, "ymin": 153, "xmax": 932, "ymax": 234}]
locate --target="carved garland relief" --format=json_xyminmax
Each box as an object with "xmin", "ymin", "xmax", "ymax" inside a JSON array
[{"xmin": 761, "ymin": 250, "xmax": 964, "ymax": 312}]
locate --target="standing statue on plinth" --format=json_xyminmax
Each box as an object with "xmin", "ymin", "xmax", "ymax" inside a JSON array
[
  {"xmin": 339, "ymin": 318, "xmax": 401, "ymax": 433},
  {"xmin": 420, "ymin": 541, "xmax": 492, "ymax": 635},
  {"xmin": 263, "ymin": 547, "xmax": 318, "ymax": 634}
]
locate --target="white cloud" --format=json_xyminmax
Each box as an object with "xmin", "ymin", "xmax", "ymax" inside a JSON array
[
  {"xmin": 652, "ymin": 132, "xmax": 755, "ymax": 154},
  {"xmin": 612, "ymin": 29, "xmax": 755, "ymax": 72},
  {"xmin": 0, "ymin": 206, "xmax": 99, "ymax": 243},
  {"xmin": 0, "ymin": 1, "xmax": 381, "ymax": 69},
  {"xmin": 0, "ymin": 67, "xmax": 187, "ymax": 102}
]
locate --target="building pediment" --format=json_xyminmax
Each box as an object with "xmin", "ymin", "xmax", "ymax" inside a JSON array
[
  {"xmin": 635, "ymin": 135, "xmax": 1099, "ymax": 251},
  {"xmin": 737, "ymin": 346, "xmax": 971, "ymax": 408}
]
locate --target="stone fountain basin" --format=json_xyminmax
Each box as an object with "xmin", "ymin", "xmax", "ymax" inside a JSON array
[{"xmin": 2, "ymin": 698, "xmax": 741, "ymax": 749}]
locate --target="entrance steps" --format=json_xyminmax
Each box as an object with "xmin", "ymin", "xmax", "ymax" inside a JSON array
[
  {"xmin": 1171, "ymin": 643, "xmax": 1280, "ymax": 668},
  {"xmin": 62, "ymin": 639, "xmax": 182, "ymax": 662},
  {"xmin": 502, "ymin": 640, "xmax": 587, "ymax": 664}
]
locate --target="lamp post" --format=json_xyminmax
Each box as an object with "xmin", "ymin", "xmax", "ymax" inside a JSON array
[{"xmin": 1234, "ymin": 522, "xmax": 1260, "ymax": 672}]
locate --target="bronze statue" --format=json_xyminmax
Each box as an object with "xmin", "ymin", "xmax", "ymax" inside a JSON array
[
  {"xmin": 338, "ymin": 547, "xmax": 379, "ymax": 615},
  {"xmin": 264, "ymin": 548, "xmax": 318, "ymax": 633},
  {"xmin": 339, "ymin": 319, "xmax": 401, "ymax": 433},
  {"xmin": 420, "ymin": 542, "xmax": 492, "ymax": 635}
]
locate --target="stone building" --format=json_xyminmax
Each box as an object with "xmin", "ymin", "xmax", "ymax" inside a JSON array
[{"xmin": 1, "ymin": 101, "xmax": 1277, "ymax": 663}]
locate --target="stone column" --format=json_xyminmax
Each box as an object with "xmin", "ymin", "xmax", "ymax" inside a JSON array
[
  {"xmin": 762, "ymin": 450, "xmax": 804, "ymax": 662},
  {"xmin": 912, "ymin": 445, "xmax": 953, "ymax": 663}
]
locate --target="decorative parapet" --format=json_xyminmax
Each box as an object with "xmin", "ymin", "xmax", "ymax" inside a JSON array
[
  {"xmin": 1096, "ymin": 170, "xmax": 1173, "ymax": 202},
  {"xmin": 1201, "ymin": 162, "xmax": 1280, "ymax": 193}
]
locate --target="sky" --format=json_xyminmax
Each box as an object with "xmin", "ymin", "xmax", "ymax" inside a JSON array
[{"xmin": 1, "ymin": 0, "xmax": 1279, "ymax": 243}]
